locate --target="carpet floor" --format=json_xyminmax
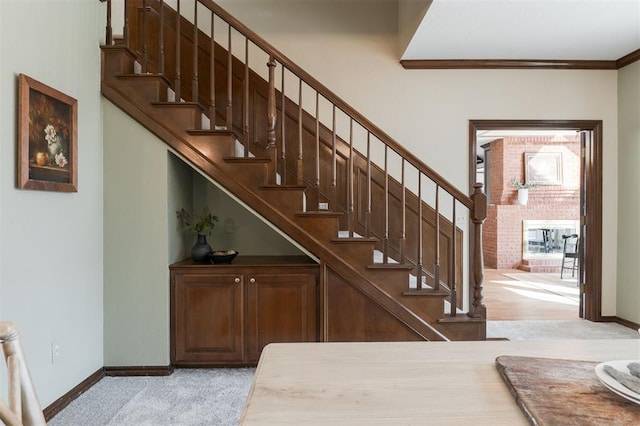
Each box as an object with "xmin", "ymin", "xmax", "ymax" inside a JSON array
[
  {"xmin": 48, "ymin": 321, "xmax": 639, "ymax": 425},
  {"xmin": 48, "ymin": 368, "xmax": 255, "ymax": 426}
]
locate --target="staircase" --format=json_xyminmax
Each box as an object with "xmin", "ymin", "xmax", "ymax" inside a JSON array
[{"xmin": 99, "ymin": 0, "xmax": 487, "ymax": 341}]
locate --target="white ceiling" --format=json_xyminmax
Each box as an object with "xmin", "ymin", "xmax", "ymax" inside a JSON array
[{"xmin": 402, "ymin": 0, "xmax": 640, "ymax": 61}]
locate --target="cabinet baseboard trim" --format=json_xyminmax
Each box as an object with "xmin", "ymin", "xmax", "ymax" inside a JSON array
[
  {"xmin": 43, "ymin": 367, "xmax": 105, "ymax": 421},
  {"xmin": 104, "ymin": 365, "xmax": 174, "ymax": 376}
]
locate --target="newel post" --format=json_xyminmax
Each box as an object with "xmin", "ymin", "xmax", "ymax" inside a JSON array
[
  {"xmin": 470, "ymin": 183, "xmax": 487, "ymax": 319},
  {"xmin": 266, "ymin": 57, "xmax": 278, "ymax": 184}
]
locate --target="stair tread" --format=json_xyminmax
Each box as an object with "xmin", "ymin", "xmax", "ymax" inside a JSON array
[
  {"xmin": 224, "ymin": 157, "xmax": 271, "ymax": 163},
  {"xmin": 295, "ymin": 211, "xmax": 343, "ymax": 218},
  {"xmin": 151, "ymin": 101, "xmax": 201, "ymax": 108},
  {"xmin": 115, "ymin": 73, "xmax": 170, "ymax": 83},
  {"xmin": 187, "ymin": 129, "xmax": 234, "ymax": 136},
  {"xmin": 101, "ymin": 44, "xmax": 134, "ymax": 54},
  {"xmin": 260, "ymin": 184, "xmax": 307, "ymax": 190},
  {"xmin": 438, "ymin": 314, "xmax": 485, "ymax": 323},
  {"xmin": 402, "ymin": 289, "xmax": 449, "ymax": 297},
  {"xmin": 331, "ymin": 237, "xmax": 379, "ymax": 243},
  {"xmin": 368, "ymin": 263, "xmax": 413, "ymax": 270}
]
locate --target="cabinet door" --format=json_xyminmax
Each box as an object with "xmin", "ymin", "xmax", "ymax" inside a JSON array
[
  {"xmin": 174, "ymin": 273, "xmax": 244, "ymax": 364},
  {"xmin": 247, "ymin": 273, "xmax": 317, "ymax": 361}
]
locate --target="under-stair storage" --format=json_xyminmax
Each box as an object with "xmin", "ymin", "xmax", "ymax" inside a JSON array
[{"xmin": 170, "ymin": 256, "xmax": 318, "ymax": 366}]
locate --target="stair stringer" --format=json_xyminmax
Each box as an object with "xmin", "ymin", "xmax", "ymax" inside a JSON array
[{"xmin": 101, "ymin": 70, "xmax": 452, "ymax": 342}]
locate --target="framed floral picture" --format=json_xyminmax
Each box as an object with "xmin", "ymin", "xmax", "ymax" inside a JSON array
[{"xmin": 18, "ymin": 74, "xmax": 78, "ymax": 192}]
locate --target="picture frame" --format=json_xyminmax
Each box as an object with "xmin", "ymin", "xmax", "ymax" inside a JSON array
[
  {"xmin": 525, "ymin": 152, "xmax": 563, "ymax": 186},
  {"xmin": 18, "ymin": 74, "xmax": 78, "ymax": 192}
]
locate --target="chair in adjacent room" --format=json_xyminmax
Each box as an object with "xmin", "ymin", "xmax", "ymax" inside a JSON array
[{"xmin": 560, "ymin": 234, "xmax": 579, "ymax": 279}]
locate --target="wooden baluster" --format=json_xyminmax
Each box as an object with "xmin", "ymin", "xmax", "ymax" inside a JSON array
[
  {"xmin": 433, "ymin": 185, "xmax": 441, "ymax": 290},
  {"xmin": 158, "ymin": 0, "xmax": 164, "ymax": 74},
  {"xmin": 123, "ymin": 0, "xmax": 130, "ymax": 48},
  {"xmin": 244, "ymin": 38, "xmax": 250, "ymax": 151},
  {"xmin": 280, "ymin": 66, "xmax": 286, "ymax": 183},
  {"xmin": 296, "ymin": 80, "xmax": 303, "ymax": 185},
  {"xmin": 383, "ymin": 145, "xmax": 389, "ymax": 263},
  {"xmin": 400, "ymin": 158, "xmax": 406, "ymax": 264},
  {"xmin": 366, "ymin": 132, "xmax": 372, "ymax": 238},
  {"xmin": 266, "ymin": 57, "xmax": 277, "ymax": 184},
  {"xmin": 331, "ymin": 105, "xmax": 337, "ymax": 207},
  {"xmin": 348, "ymin": 119, "xmax": 354, "ymax": 237},
  {"xmin": 315, "ymin": 92, "xmax": 320, "ymax": 209},
  {"xmin": 208, "ymin": 10, "xmax": 215, "ymax": 123},
  {"xmin": 192, "ymin": 0, "xmax": 198, "ymax": 101},
  {"xmin": 142, "ymin": 0, "xmax": 148, "ymax": 73},
  {"xmin": 471, "ymin": 183, "xmax": 487, "ymax": 318},
  {"xmin": 226, "ymin": 25, "xmax": 233, "ymax": 131},
  {"xmin": 416, "ymin": 173, "xmax": 423, "ymax": 289},
  {"xmin": 104, "ymin": 0, "xmax": 112, "ymax": 45},
  {"xmin": 450, "ymin": 200, "xmax": 457, "ymax": 316},
  {"xmin": 174, "ymin": 0, "xmax": 181, "ymax": 100}
]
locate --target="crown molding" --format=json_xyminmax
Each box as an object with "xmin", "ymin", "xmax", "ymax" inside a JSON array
[
  {"xmin": 400, "ymin": 59, "xmax": 617, "ymax": 70},
  {"xmin": 616, "ymin": 49, "xmax": 640, "ymax": 69},
  {"xmin": 400, "ymin": 48, "xmax": 640, "ymax": 70}
]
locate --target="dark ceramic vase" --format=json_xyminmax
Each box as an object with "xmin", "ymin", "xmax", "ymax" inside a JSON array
[{"xmin": 191, "ymin": 234, "xmax": 212, "ymax": 262}]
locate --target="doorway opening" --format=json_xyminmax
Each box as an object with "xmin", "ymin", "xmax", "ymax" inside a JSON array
[{"xmin": 469, "ymin": 120, "xmax": 603, "ymax": 322}]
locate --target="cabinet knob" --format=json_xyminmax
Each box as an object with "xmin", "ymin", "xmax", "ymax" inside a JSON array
[
  {"xmin": 234, "ymin": 277, "xmax": 240, "ymax": 283},
  {"xmin": 249, "ymin": 277, "xmax": 256, "ymax": 284}
]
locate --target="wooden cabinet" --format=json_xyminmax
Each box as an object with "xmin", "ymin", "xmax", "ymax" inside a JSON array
[{"xmin": 170, "ymin": 256, "xmax": 318, "ymax": 366}]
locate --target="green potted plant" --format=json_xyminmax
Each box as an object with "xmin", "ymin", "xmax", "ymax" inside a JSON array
[
  {"xmin": 512, "ymin": 179, "xmax": 538, "ymax": 205},
  {"xmin": 176, "ymin": 206, "xmax": 219, "ymax": 261}
]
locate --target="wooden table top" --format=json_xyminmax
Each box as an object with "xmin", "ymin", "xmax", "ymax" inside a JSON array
[{"xmin": 240, "ymin": 339, "xmax": 640, "ymax": 425}]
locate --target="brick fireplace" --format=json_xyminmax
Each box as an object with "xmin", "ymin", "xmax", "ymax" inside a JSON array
[{"xmin": 481, "ymin": 135, "xmax": 580, "ymax": 272}]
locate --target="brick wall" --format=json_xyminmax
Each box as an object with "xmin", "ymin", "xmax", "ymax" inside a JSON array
[{"xmin": 482, "ymin": 136, "xmax": 580, "ymax": 270}]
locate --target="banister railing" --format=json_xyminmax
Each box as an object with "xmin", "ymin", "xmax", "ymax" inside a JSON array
[{"xmin": 100, "ymin": 0, "xmax": 486, "ymax": 320}]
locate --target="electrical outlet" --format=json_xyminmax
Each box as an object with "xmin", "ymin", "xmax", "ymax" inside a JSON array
[
  {"xmin": 319, "ymin": 202, "xmax": 329, "ymax": 210},
  {"xmin": 51, "ymin": 341, "xmax": 60, "ymax": 364}
]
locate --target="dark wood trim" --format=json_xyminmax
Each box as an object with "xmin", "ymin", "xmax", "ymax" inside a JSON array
[
  {"xmin": 601, "ymin": 316, "xmax": 640, "ymax": 331},
  {"xmin": 617, "ymin": 49, "xmax": 640, "ymax": 69},
  {"xmin": 104, "ymin": 365, "xmax": 174, "ymax": 376},
  {"xmin": 43, "ymin": 368, "xmax": 105, "ymax": 421},
  {"xmin": 468, "ymin": 119, "xmax": 603, "ymax": 322},
  {"xmin": 400, "ymin": 59, "xmax": 617, "ymax": 70}
]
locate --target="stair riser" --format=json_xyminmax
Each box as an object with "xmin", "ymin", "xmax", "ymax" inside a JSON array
[
  {"xmin": 294, "ymin": 217, "xmax": 339, "ymax": 241},
  {"xmin": 151, "ymin": 106, "xmax": 202, "ymax": 130},
  {"xmin": 438, "ymin": 321, "xmax": 485, "ymax": 341},
  {"xmin": 401, "ymin": 297, "xmax": 446, "ymax": 323},
  {"xmin": 102, "ymin": 49, "xmax": 135, "ymax": 76},
  {"xmin": 361, "ymin": 269, "xmax": 409, "ymax": 288},
  {"xmin": 220, "ymin": 163, "xmax": 267, "ymax": 188},
  {"xmin": 257, "ymin": 190, "xmax": 304, "ymax": 215},
  {"xmin": 115, "ymin": 78, "xmax": 168, "ymax": 103},
  {"xmin": 185, "ymin": 135, "xmax": 235, "ymax": 160},
  {"xmin": 330, "ymin": 243, "xmax": 374, "ymax": 266}
]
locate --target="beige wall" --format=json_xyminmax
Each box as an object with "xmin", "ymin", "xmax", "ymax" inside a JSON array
[
  {"xmin": 218, "ymin": 0, "xmax": 620, "ymax": 316},
  {"xmin": 103, "ymin": 100, "xmax": 172, "ymax": 366},
  {"xmin": 616, "ymin": 61, "xmax": 640, "ymax": 325},
  {"xmin": 0, "ymin": 0, "xmax": 105, "ymax": 405},
  {"xmin": 103, "ymin": 100, "xmax": 305, "ymax": 365}
]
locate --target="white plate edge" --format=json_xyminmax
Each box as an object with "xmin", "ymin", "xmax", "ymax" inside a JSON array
[{"xmin": 595, "ymin": 360, "xmax": 640, "ymax": 404}]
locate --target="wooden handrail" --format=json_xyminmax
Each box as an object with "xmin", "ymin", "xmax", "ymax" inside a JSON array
[{"xmin": 195, "ymin": 0, "xmax": 472, "ymax": 208}]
